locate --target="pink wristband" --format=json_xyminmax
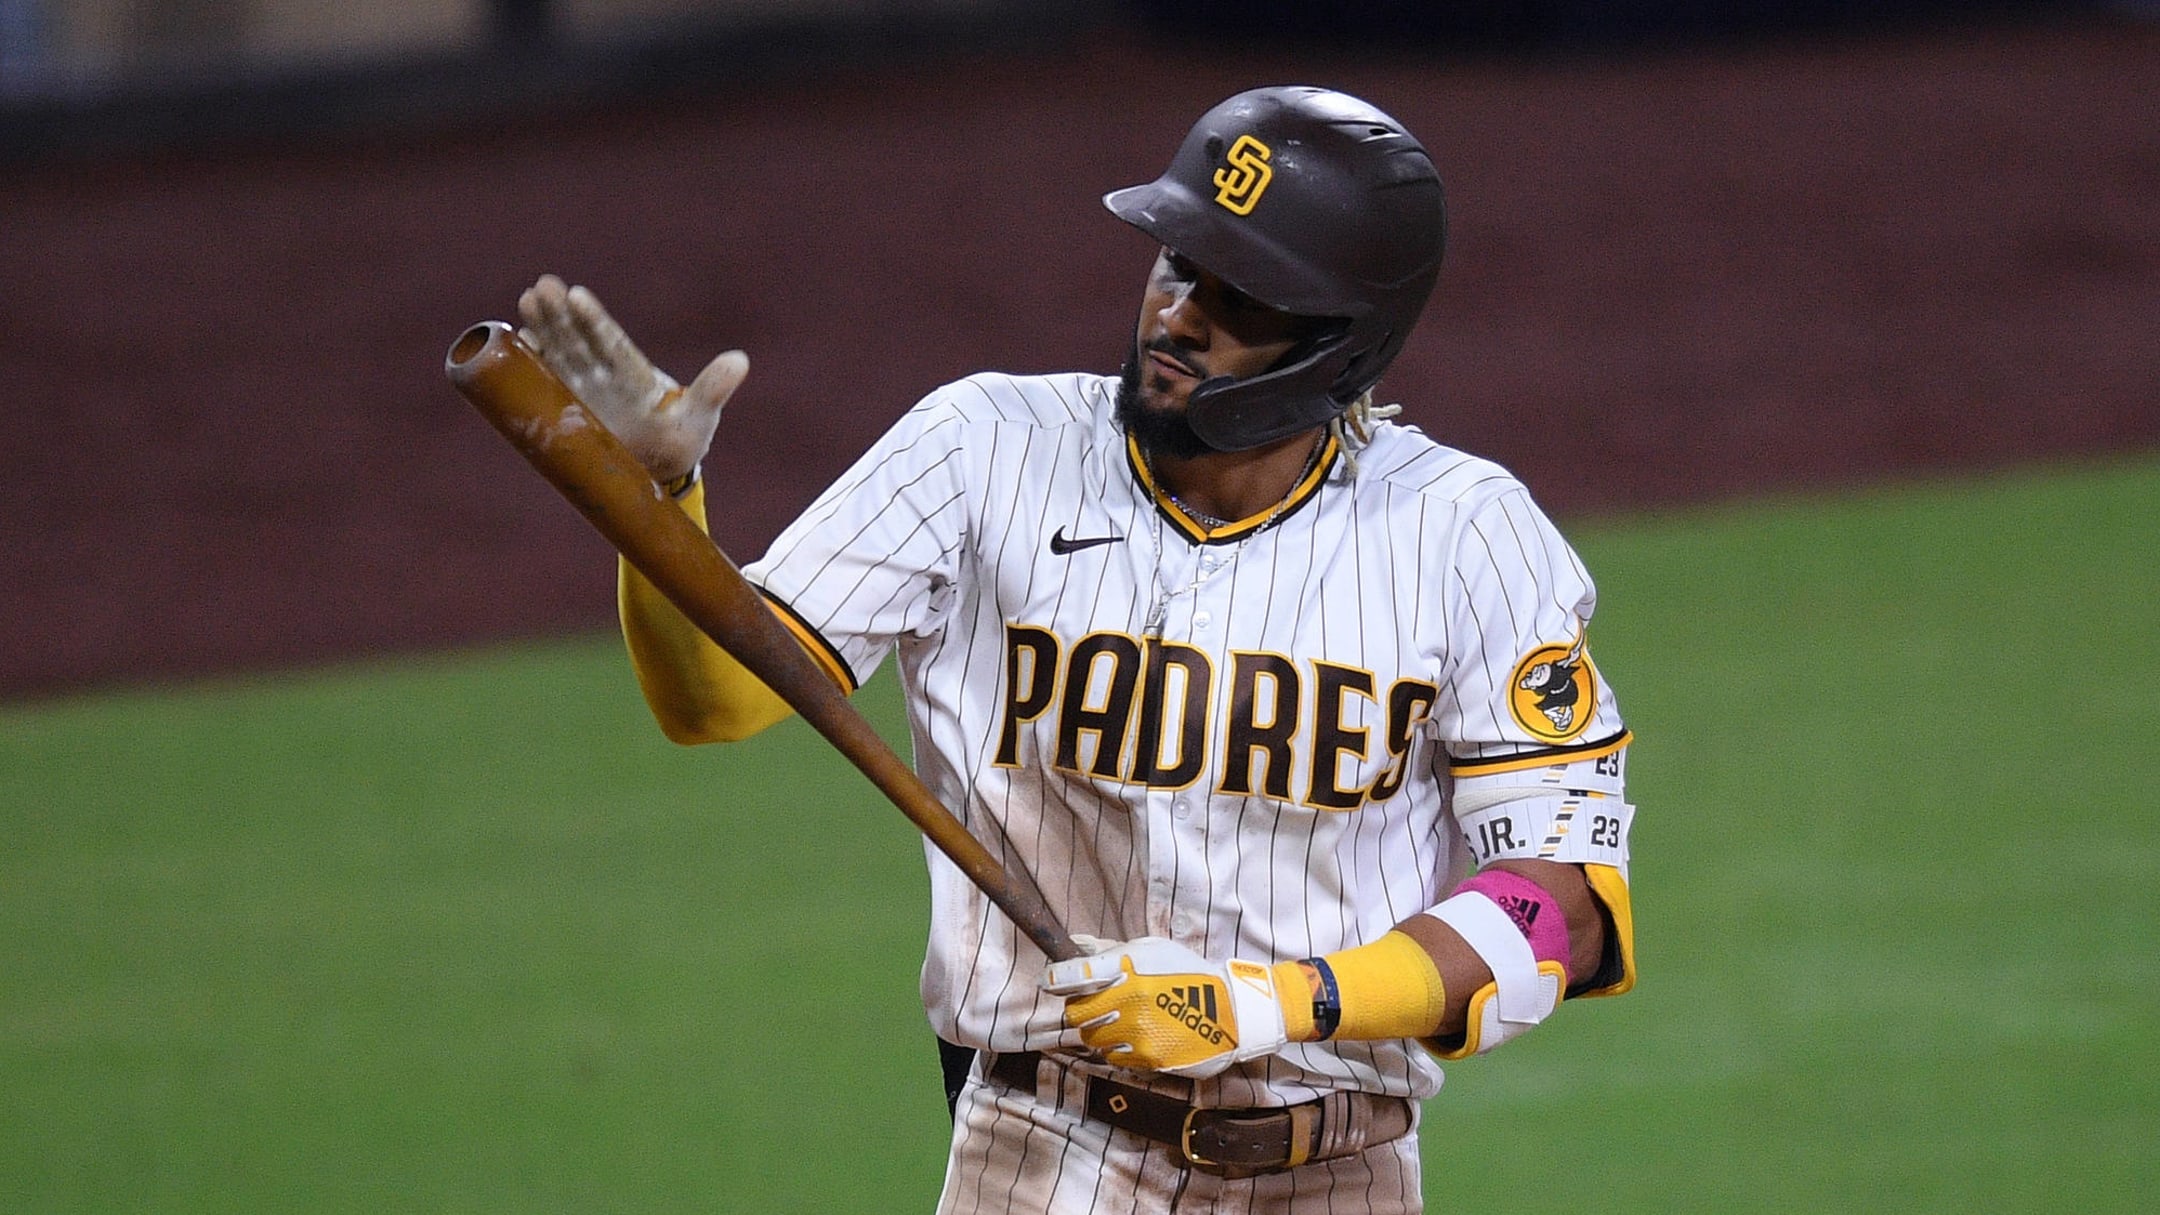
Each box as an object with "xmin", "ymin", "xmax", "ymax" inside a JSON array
[{"xmin": 1453, "ymin": 869, "xmax": 1571, "ymax": 971}]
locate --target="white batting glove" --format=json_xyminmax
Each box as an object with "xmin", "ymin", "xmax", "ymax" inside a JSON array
[
  {"xmin": 515, "ymin": 274, "xmax": 749, "ymax": 484},
  {"xmin": 1043, "ymin": 935, "xmax": 1290, "ymax": 1079}
]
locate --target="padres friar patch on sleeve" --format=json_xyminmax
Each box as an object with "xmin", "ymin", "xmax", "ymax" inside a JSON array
[{"xmin": 1508, "ymin": 640, "xmax": 1599, "ymax": 743}]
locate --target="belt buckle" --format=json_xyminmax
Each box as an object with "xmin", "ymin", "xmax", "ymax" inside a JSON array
[
  {"xmin": 1180, "ymin": 1103, "xmax": 1320, "ymax": 1178},
  {"xmin": 1179, "ymin": 1108, "xmax": 1225, "ymax": 1173}
]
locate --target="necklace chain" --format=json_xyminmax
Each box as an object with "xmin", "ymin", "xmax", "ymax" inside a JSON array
[
  {"xmin": 1140, "ymin": 433, "xmax": 1327, "ymax": 637},
  {"xmin": 1143, "ymin": 524, "xmax": 1246, "ymax": 637},
  {"xmin": 1149, "ymin": 432, "xmax": 1326, "ymax": 533}
]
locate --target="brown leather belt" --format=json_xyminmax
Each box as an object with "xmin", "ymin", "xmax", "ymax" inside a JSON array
[{"xmin": 988, "ymin": 1050, "xmax": 1412, "ymax": 1179}]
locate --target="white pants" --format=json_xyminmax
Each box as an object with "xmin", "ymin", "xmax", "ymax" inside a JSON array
[{"xmin": 937, "ymin": 1056, "xmax": 1424, "ymax": 1214}]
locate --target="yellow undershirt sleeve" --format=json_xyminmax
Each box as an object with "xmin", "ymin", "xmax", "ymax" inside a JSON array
[{"xmin": 617, "ymin": 479, "xmax": 796, "ymax": 743}]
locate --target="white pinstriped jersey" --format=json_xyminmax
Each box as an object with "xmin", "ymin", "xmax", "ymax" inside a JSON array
[{"xmin": 744, "ymin": 371, "xmax": 1627, "ymax": 1106}]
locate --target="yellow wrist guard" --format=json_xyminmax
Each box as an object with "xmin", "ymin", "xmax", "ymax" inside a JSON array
[{"xmin": 1275, "ymin": 931, "xmax": 1447, "ymax": 1043}]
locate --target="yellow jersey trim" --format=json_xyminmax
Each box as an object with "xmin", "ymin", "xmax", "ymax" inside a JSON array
[
  {"xmin": 1449, "ymin": 729, "xmax": 1632, "ymax": 778},
  {"xmin": 1124, "ymin": 432, "xmax": 1340, "ymax": 546},
  {"xmin": 762, "ymin": 593, "xmax": 859, "ymax": 694}
]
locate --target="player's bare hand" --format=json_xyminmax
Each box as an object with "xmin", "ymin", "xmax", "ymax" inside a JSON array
[{"xmin": 516, "ymin": 274, "xmax": 748, "ymax": 483}]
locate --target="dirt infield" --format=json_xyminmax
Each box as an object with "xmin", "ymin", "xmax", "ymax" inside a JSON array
[{"xmin": 2, "ymin": 17, "xmax": 2154, "ymax": 699}]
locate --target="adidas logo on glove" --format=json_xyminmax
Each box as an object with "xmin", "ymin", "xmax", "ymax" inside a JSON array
[{"xmin": 1156, "ymin": 983, "xmax": 1231, "ymax": 1046}]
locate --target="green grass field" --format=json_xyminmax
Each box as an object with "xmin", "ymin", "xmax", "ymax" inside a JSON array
[{"xmin": 5, "ymin": 455, "xmax": 2156, "ymax": 1212}]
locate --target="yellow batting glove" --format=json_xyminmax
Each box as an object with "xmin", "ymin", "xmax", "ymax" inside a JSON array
[{"xmin": 1041, "ymin": 936, "xmax": 1289, "ymax": 1078}]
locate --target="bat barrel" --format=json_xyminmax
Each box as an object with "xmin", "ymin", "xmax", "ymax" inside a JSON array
[{"xmin": 448, "ymin": 321, "xmax": 497, "ymax": 367}]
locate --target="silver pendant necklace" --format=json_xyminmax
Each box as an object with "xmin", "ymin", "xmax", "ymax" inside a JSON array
[
  {"xmin": 1140, "ymin": 435, "xmax": 1325, "ymax": 639},
  {"xmin": 1143, "ymin": 522, "xmax": 1250, "ymax": 638}
]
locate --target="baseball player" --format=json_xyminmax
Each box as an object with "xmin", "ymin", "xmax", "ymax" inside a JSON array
[{"xmin": 516, "ymin": 85, "xmax": 1636, "ymax": 1212}]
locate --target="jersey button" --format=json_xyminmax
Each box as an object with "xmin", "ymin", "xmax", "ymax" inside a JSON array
[{"xmin": 1192, "ymin": 610, "xmax": 1212, "ymax": 630}]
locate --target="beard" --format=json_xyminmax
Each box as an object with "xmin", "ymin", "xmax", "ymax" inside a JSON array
[{"xmin": 1115, "ymin": 345, "xmax": 1213, "ymax": 462}]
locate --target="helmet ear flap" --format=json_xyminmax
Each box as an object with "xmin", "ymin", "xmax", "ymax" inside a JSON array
[
  {"xmin": 1336, "ymin": 327, "xmax": 1402, "ymax": 403},
  {"xmin": 1283, "ymin": 315, "xmax": 1354, "ymax": 369},
  {"xmin": 1184, "ymin": 327, "xmax": 1359, "ymax": 452}
]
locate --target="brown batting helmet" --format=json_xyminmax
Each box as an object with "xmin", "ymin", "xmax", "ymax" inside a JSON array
[{"xmin": 1105, "ymin": 86, "xmax": 1447, "ymax": 451}]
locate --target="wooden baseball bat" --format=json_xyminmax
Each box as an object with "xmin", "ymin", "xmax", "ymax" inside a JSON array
[{"xmin": 444, "ymin": 321, "xmax": 1080, "ymax": 962}]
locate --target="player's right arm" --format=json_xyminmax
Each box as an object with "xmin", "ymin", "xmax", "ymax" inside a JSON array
[{"xmin": 515, "ymin": 274, "xmax": 800, "ymax": 744}]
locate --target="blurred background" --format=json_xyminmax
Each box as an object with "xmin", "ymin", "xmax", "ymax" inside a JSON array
[
  {"xmin": 3, "ymin": 0, "xmax": 2154, "ymax": 698},
  {"xmin": 2, "ymin": 2, "xmax": 2155, "ymax": 1211}
]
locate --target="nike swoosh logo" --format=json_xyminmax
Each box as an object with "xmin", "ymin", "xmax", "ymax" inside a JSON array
[{"xmin": 1049, "ymin": 527, "xmax": 1124, "ymax": 556}]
